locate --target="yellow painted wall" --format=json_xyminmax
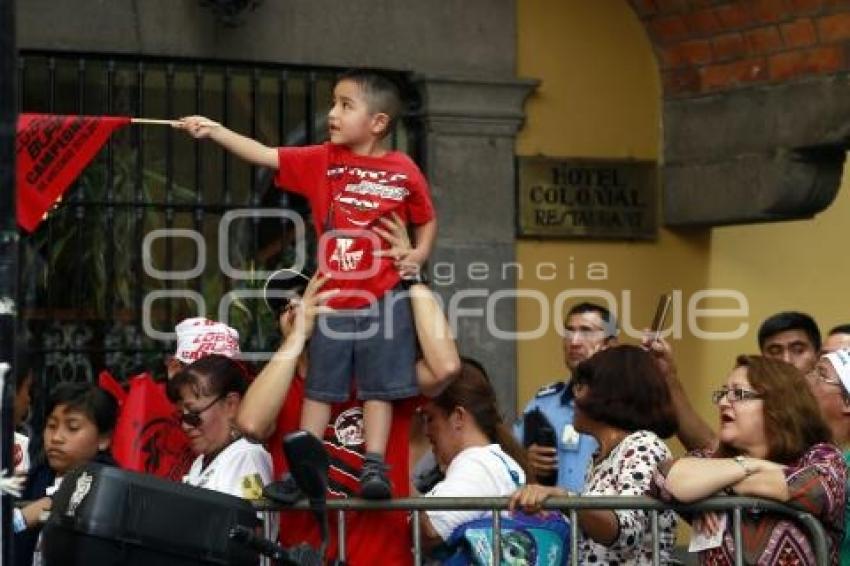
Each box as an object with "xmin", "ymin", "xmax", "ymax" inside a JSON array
[
  {"xmin": 515, "ymin": 0, "xmax": 850, "ymax": 446},
  {"xmin": 515, "ymin": 0, "xmax": 712, "ymax": 438},
  {"xmin": 701, "ymin": 163, "xmax": 850, "ymax": 393}
]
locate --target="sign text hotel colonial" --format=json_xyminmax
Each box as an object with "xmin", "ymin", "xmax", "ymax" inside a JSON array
[{"xmin": 517, "ymin": 156, "xmax": 657, "ymax": 239}]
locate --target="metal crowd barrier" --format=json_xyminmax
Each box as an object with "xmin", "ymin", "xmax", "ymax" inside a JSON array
[{"xmin": 258, "ymin": 495, "xmax": 831, "ymax": 566}]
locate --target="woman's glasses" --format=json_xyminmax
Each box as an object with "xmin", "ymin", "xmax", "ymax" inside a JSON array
[
  {"xmin": 711, "ymin": 387, "xmax": 763, "ymax": 405},
  {"xmin": 177, "ymin": 394, "xmax": 225, "ymax": 427},
  {"xmin": 805, "ymin": 366, "xmax": 843, "ymax": 388}
]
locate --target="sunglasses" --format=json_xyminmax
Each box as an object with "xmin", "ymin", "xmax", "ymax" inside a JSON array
[{"xmin": 177, "ymin": 394, "xmax": 225, "ymax": 427}]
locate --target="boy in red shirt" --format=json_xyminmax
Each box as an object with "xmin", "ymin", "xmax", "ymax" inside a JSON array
[{"xmin": 178, "ymin": 69, "xmax": 436, "ymax": 498}]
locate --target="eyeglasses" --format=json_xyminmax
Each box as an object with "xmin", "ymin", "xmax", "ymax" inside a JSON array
[
  {"xmin": 563, "ymin": 327, "xmax": 606, "ymax": 341},
  {"xmin": 806, "ymin": 366, "xmax": 844, "ymax": 388},
  {"xmin": 177, "ymin": 394, "xmax": 225, "ymax": 427},
  {"xmin": 711, "ymin": 387, "xmax": 763, "ymax": 405}
]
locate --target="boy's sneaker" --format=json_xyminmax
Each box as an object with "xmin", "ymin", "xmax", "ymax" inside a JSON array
[
  {"xmin": 359, "ymin": 459, "xmax": 392, "ymax": 500},
  {"xmin": 263, "ymin": 473, "xmax": 303, "ymax": 505}
]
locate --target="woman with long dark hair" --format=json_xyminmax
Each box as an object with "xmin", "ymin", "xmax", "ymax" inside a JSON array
[{"xmin": 418, "ymin": 359, "xmax": 532, "ymax": 552}]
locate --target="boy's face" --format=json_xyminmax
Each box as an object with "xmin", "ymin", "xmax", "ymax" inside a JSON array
[
  {"xmin": 44, "ymin": 404, "xmax": 108, "ymax": 476},
  {"xmin": 328, "ymin": 79, "xmax": 388, "ymax": 150}
]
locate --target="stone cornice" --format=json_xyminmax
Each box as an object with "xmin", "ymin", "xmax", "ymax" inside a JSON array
[{"xmin": 414, "ymin": 75, "xmax": 539, "ymax": 136}]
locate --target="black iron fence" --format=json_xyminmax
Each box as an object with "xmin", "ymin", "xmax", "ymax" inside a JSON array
[
  {"xmin": 16, "ymin": 51, "xmax": 420, "ymax": 433},
  {"xmin": 258, "ymin": 495, "xmax": 831, "ymax": 566}
]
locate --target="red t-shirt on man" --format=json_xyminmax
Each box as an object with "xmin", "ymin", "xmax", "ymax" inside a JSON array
[
  {"xmin": 274, "ymin": 143, "xmax": 435, "ymax": 309},
  {"xmin": 267, "ymin": 375, "xmax": 418, "ymax": 566}
]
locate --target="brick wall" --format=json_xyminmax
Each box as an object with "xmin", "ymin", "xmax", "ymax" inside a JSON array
[{"xmin": 628, "ymin": 0, "xmax": 850, "ymax": 96}]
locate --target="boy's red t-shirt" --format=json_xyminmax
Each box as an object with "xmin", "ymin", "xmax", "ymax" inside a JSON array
[
  {"xmin": 266, "ymin": 375, "xmax": 419, "ymax": 566},
  {"xmin": 274, "ymin": 143, "xmax": 434, "ymax": 309}
]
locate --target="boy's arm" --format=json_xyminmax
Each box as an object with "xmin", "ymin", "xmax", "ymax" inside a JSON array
[{"xmin": 175, "ymin": 115, "xmax": 278, "ymax": 169}]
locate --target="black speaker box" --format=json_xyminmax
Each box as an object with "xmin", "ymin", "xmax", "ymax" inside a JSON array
[{"xmin": 42, "ymin": 463, "xmax": 260, "ymax": 565}]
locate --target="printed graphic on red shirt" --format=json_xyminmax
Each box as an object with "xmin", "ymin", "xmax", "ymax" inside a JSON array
[
  {"xmin": 275, "ymin": 143, "xmax": 434, "ymax": 308},
  {"xmin": 273, "ymin": 377, "xmax": 415, "ymax": 565}
]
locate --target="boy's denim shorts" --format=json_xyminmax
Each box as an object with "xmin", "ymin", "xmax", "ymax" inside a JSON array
[{"xmin": 306, "ymin": 285, "xmax": 418, "ymax": 402}]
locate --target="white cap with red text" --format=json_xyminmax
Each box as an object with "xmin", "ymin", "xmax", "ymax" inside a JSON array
[
  {"xmin": 824, "ymin": 348, "xmax": 850, "ymax": 394},
  {"xmin": 174, "ymin": 317, "xmax": 241, "ymax": 363}
]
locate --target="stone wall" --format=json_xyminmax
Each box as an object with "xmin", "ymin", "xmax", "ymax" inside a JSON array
[{"xmin": 627, "ymin": 0, "xmax": 850, "ymax": 225}]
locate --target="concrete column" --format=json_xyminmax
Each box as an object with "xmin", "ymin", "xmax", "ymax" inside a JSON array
[{"xmin": 415, "ymin": 75, "xmax": 537, "ymax": 418}]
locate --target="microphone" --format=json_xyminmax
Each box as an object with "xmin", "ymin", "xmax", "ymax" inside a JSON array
[
  {"xmin": 228, "ymin": 525, "xmax": 289, "ymax": 563},
  {"xmin": 229, "ymin": 526, "xmax": 324, "ymax": 566}
]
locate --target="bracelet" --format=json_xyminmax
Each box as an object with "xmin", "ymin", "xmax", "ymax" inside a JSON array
[
  {"xmin": 733, "ymin": 455, "xmax": 755, "ymax": 476},
  {"xmin": 400, "ymin": 271, "xmax": 429, "ymax": 289}
]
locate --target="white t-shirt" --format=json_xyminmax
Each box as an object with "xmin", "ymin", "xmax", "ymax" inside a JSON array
[
  {"xmin": 183, "ymin": 437, "xmax": 273, "ymax": 499},
  {"xmin": 425, "ymin": 444, "xmax": 525, "ymax": 541},
  {"xmin": 14, "ymin": 431, "xmax": 30, "ymax": 475},
  {"xmin": 183, "ymin": 436, "xmax": 276, "ymax": 538}
]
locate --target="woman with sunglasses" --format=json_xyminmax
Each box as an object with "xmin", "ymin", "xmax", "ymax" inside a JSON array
[
  {"xmin": 167, "ymin": 354, "xmax": 273, "ymax": 502},
  {"xmin": 656, "ymin": 355, "xmax": 846, "ymax": 565}
]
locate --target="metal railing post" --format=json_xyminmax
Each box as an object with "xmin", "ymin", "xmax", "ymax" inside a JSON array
[
  {"xmin": 411, "ymin": 510, "xmax": 422, "ymax": 566},
  {"xmin": 262, "ymin": 495, "xmax": 831, "ymax": 566},
  {"xmin": 336, "ymin": 509, "xmax": 346, "ymax": 562},
  {"xmin": 491, "ymin": 509, "xmax": 501, "ymax": 566},
  {"xmin": 569, "ymin": 508, "xmax": 578, "ymax": 566},
  {"xmin": 651, "ymin": 509, "xmax": 660, "ymax": 566},
  {"xmin": 733, "ymin": 506, "xmax": 743, "ymax": 566}
]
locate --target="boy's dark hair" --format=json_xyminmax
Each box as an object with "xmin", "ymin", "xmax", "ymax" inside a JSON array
[
  {"xmin": 336, "ymin": 68, "xmax": 403, "ymax": 138},
  {"xmin": 566, "ymin": 302, "xmax": 618, "ymax": 338},
  {"xmin": 757, "ymin": 311, "xmax": 821, "ymax": 352},
  {"xmin": 47, "ymin": 382, "xmax": 118, "ymax": 435},
  {"xmin": 829, "ymin": 324, "xmax": 850, "ymax": 336}
]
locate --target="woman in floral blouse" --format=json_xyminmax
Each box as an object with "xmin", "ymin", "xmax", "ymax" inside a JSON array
[
  {"xmin": 656, "ymin": 355, "xmax": 846, "ymax": 565},
  {"xmin": 510, "ymin": 345, "xmax": 679, "ymax": 564}
]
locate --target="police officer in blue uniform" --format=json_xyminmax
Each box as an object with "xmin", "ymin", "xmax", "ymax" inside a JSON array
[{"xmin": 513, "ymin": 303, "xmax": 617, "ymax": 492}]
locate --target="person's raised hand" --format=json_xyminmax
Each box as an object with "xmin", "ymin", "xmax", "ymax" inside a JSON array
[
  {"xmin": 174, "ymin": 115, "xmax": 220, "ymax": 139},
  {"xmin": 640, "ymin": 329, "xmax": 677, "ymax": 379},
  {"xmin": 283, "ymin": 272, "xmax": 338, "ymax": 340},
  {"xmin": 372, "ymin": 213, "xmax": 422, "ymax": 279}
]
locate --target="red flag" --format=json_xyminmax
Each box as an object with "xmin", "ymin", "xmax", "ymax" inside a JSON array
[
  {"xmin": 16, "ymin": 113, "xmax": 131, "ymax": 232},
  {"xmin": 110, "ymin": 372, "xmax": 194, "ymax": 481}
]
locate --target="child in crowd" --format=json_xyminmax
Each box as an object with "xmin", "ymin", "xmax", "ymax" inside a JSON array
[
  {"xmin": 13, "ymin": 382, "xmax": 118, "ymax": 566},
  {"xmin": 178, "ymin": 69, "xmax": 436, "ymax": 498}
]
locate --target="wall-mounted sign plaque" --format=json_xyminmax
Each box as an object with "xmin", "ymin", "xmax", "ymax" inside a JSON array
[{"xmin": 517, "ymin": 156, "xmax": 657, "ymax": 240}]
